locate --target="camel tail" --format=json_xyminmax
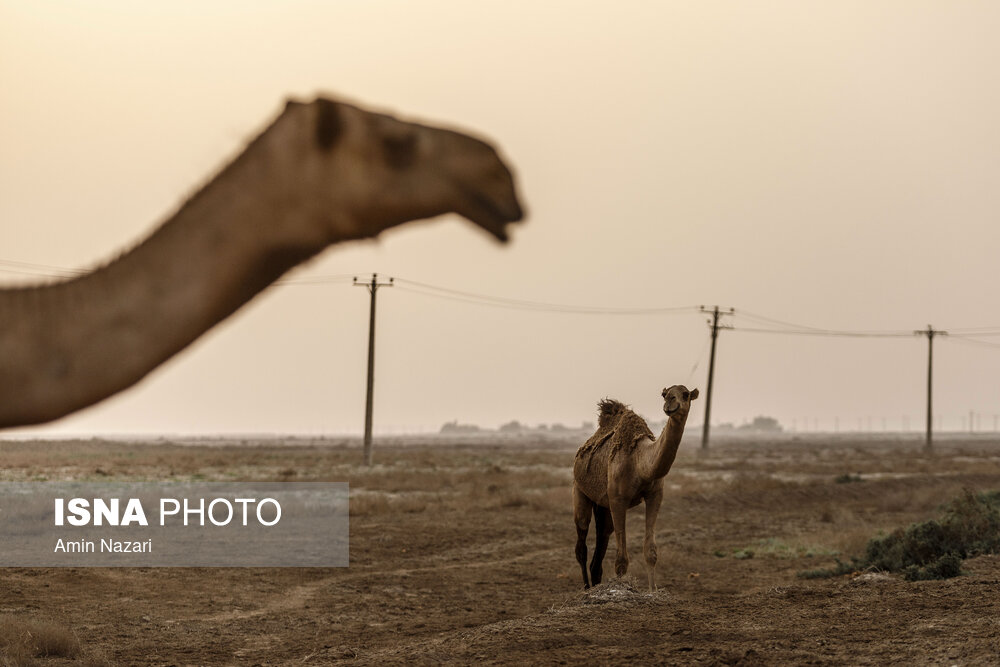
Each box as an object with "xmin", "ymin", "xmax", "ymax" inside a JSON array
[{"xmin": 597, "ymin": 399, "xmax": 629, "ymax": 428}]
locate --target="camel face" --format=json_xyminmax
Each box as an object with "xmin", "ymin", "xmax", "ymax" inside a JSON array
[
  {"xmin": 290, "ymin": 98, "xmax": 523, "ymax": 243},
  {"xmin": 661, "ymin": 385, "xmax": 699, "ymax": 419}
]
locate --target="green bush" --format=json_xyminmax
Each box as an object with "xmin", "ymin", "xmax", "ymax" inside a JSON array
[
  {"xmin": 798, "ymin": 489, "xmax": 1000, "ymax": 581},
  {"xmin": 903, "ymin": 553, "xmax": 963, "ymax": 581}
]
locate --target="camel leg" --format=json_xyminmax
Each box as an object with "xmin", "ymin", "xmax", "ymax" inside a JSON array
[
  {"xmin": 643, "ymin": 489, "xmax": 663, "ymax": 592},
  {"xmin": 590, "ymin": 505, "xmax": 614, "ymax": 586},
  {"xmin": 610, "ymin": 499, "xmax": 630, "ymax": 578},
  {"xmin": 573, "ymin": 484, "xmax": 593, "ymax": 589}
]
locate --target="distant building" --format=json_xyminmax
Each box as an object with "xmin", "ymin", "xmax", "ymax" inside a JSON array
[
  {"xmin": 738, "ymin": 416, "xmax": 783, "ymax": 433},
  {"xmin": 499, "ymin": 420, "xmax": 524, "ymax": 433},
  {"xmin": 439, "ymin": 420, "xmax": 482, "ymax": 434}
]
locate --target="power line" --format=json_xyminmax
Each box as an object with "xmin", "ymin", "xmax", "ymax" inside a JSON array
[
  {"xmin": 729, "ymin": 325, "xmax": 915, "ymax": 338},
  {"xmin": 946, "ymin": 336, "xmax": 1000, "ymax": 350},
  {"xmin": 394, "ymin": 278, "xmax": 700, "ymax": 315},
  {"xmin": 0, "ymin": 258, "xmax": 84, "ymax": 276},
  {"xmin": 0, "ymin": 261, "xmax": 83, "ymax": 280},
  {"xmin": 0, "ymin": 257, "xmax": 355, "ymax": 287},
  {"xmin": 7, "ymin": 253, "xmax": 1000, "ymax": 337},
  {"xmin": 732, "ymin": 310, "xmax": 932, "ymax": 338},
  {"xmin": 685, "ymin": 334, "xmax": 713, "ymax": 385},
  {"xmin": 273, "ymin": 273, "xmax": 357, "ymax": 286},
  {"xmin": 733, "ymin": 309, "xmax": 832, "ymax": 332},
  {"xmin": 7, "ymin": 253, "xmax": 1000, "ymax": 446},
  {"xmin": 0, "ymin": 267, "xmax": 71, "ymax": 279},
  {"xmin": 944, "ymin": 326, "xmax": 1000, "ymax": 335}
]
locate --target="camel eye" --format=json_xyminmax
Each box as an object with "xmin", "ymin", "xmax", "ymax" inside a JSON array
[
  {"xmin": 315, "ymin": 99, "xmax": 343, "ymax": 150},
  {"xmin": 383, "ymin": 133, "xmax": 417, "ymax": 170},
  {"xmin": 682, "ymin": 392, "xmax": 689, "ymax": 400}
]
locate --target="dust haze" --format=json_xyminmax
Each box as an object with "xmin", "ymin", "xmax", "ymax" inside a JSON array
[{"xmin": 2, "ymin": 2, "xmax": 999, "ymax": 436}]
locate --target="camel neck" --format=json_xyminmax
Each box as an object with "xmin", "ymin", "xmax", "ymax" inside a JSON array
[
  {"xmin": 0, "ymin": 128, "xmax": 323, "ymax": 426},
  {"xmin": 640, "ymin": 416, "xmax": 688, "ymax": 480}
]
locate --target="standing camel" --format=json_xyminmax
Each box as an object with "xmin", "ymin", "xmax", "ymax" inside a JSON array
[
  {"xmin": 573, "ymin": 385, "xmax": 699, "ymax": 591},
  {"xmin": 0, "ymin": 96, "xmax": 523, "ymax": 428}
]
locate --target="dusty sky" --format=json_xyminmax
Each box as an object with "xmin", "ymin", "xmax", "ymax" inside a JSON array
[{"xmin": 3, "ymin": 1, "xmax": 1000, "ymax": 436}]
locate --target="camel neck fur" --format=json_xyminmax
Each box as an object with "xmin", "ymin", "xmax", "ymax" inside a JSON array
[
  {"xmin": 0, "ymin": 112, "xmax": 325, "ymax": 426},
  {"xmin": 637, "ymin": 414, "xmax": 689, "ymax": 481}
]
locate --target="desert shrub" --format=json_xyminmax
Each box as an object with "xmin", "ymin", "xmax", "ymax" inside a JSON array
[
  {"xmin": 798, "ymin": 488, "xmax": 1000, "ymax": 581},
  {"xmin": 863, "ymin": 520, "xmax": 951, "ymax": 572},
  {"xmin": 903, "ymin": 553, "xmax": 963, "ymax": 582},
  {"xmin": 941, "ymin": 488, "xmax": 1000, "ymax": 553}
]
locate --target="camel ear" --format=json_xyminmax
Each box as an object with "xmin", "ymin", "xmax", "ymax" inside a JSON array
[
  {"xmin": 689, "ymin": 388, "xmax": 700, "ymax": 401},
  {"xmin": 661, "ymin": 388, "xmax": 668, "ymax": 399},
  {"xmin": 315, "ymin": 99, "xmax": 343, "ymax": 151}
]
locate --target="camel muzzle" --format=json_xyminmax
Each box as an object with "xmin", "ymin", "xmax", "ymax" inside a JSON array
[{"xmin": 456, "ymin": 181, "xmax": 524, "ymax": 242}]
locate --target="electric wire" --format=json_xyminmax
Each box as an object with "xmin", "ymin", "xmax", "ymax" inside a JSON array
[
  {"xmin": 945, "ymin": 336, "xmax": 1000, "ymax": 350},
  {"xmin": 273, "ymin": 273, "xmax": 357, "ymax": 286},
  {"xmin": 729, "ymin": 325, "xmax": 915, "ymax": 338},
  {"xmin": 6, "ymin": 254, "xmax": 1000, "ymax": 336},
  {"xmin": 394, "ymin": 278, "xmax": 701, "ymax": 315},
  {"xmin": 0, "ymin": 259, "xmax": 83, "ymax": 278},
  {"xmin": 0, "ymin": 266, "xmax": 70, "ymax": 278},
  {"xmin": 732, "ymin": 310, "xmax": 916, "ymax": 337}
]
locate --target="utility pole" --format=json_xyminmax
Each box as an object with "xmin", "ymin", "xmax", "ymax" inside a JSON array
[
  {"xmin": 354, "ymin": 273, "xmax": 393, "ymax": 466},
  {"xmin": 699, "ymin": 306, "xmax": 734, "ymax": 451},
  {"xmin": 914, "ymin": 325, "xmax": 946, "ymax": 452}
]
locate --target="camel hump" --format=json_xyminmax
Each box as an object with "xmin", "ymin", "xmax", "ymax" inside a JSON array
[
  {"xmin": 612, "ymin": 410, "xmax": 655, "ymax": 450},
  {"xmin": 576, "ymin": 399, "xmax": 654, "ymax": 468},
  {"xmin": 597, "ymin": 398, "xmax": 630, "ymax": 428}
]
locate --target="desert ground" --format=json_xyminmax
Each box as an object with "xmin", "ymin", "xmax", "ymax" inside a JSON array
[{"xmin": 2, "ymin": 432, "xmax": 1000, "ymax": 665}]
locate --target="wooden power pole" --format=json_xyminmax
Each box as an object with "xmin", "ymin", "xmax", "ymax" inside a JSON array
[
  {"xmin": 355, "ymin": 273, "xmax": 393, "ymax": 466},
  {"xmin": 699, "ymin": 306, "xmax": 734, "ymax": 451},
  {"xmin": 914, "ymin": 325, "xmax": 945, "ymax": 452}
]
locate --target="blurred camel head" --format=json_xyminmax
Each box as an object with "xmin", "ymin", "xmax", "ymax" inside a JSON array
[{"xmin": 267, "ymin": 97, "xmax": 523, "ymax": 244}]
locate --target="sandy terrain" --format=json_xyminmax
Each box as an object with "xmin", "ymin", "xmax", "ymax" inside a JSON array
[{"xmin": 1, "ymin": 433, "xmax": 1000, "ymax": 665}]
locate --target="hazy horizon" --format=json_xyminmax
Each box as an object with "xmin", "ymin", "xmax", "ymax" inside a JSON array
[{"xmin": 3, "ymin": 1, "xmax": 1000, "ymax": 437}]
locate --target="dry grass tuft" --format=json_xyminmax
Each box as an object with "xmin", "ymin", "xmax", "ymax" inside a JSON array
[
  {"xmin": 0, "ymin": 615, "xmax": 81, "ymax": 665},
  {"xmin": 350, "ymin": 490, "xmax": 435, "ymax": 516}
]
